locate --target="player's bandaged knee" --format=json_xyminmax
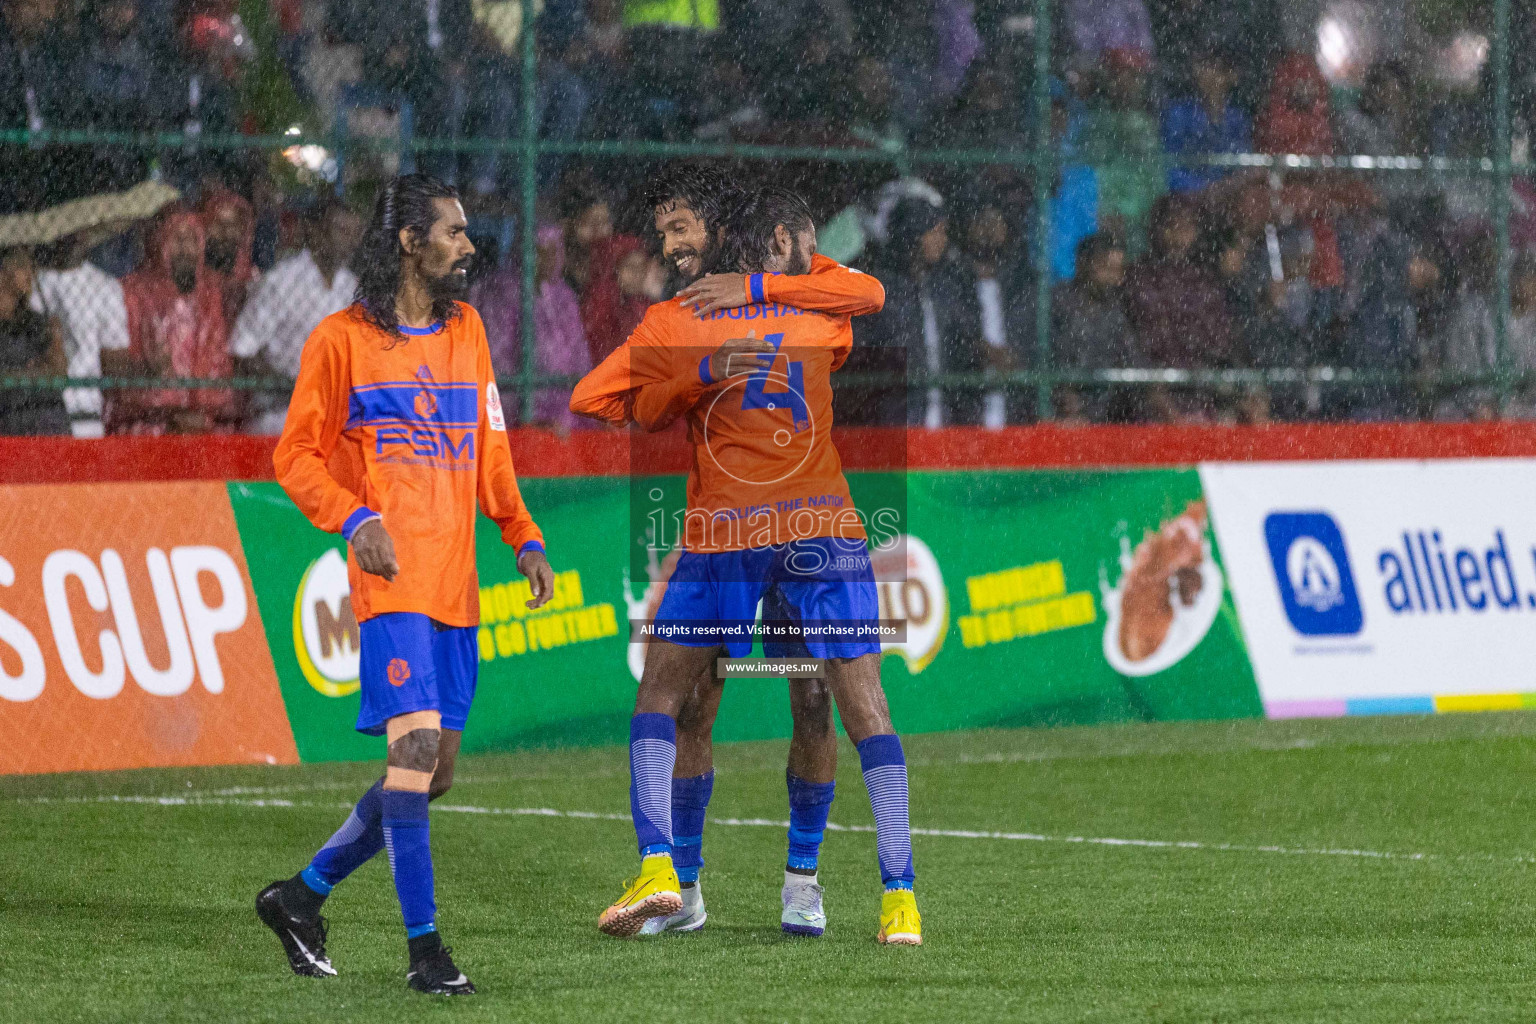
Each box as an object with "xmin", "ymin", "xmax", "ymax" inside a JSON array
[{"xmin": 387, "ymin": 728, "xmax": 441, "ymax": 774}]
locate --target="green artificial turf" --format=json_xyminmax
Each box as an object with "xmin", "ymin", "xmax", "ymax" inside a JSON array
[{"xmin": 5, "ymin": 712, "xmax": 1536, "ymax": 1023}]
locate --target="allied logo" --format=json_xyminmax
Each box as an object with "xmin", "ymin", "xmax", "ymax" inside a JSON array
[
  {"xmin": 293, "ymin": 548, "xmax": 360, "ymax": 697},
  {"xmin": 1288, "ymin": 537, "xmax": 1345, "ymax": 612},
  {"xmin": 387, "ymin": 658, "xmax": 411, "ymax": 687},
  {"xmin": 414, "ymin": 390, "xmax": 438, "ymax": 418},
  {"xmin": 1264, "ymin": 511, "xmax": 1363, "ymax": 636}
]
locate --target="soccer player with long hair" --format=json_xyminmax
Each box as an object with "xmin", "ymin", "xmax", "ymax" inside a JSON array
[
  {"xmin": 258, "ymin": 174, "xmax": 555, "ymax": 994},
  {"xmin": 572, "ymin": 181, "xmax": 921, "ymax": 945},
  {"xmin": 589, "ymin": 166, "xmax": 890, "ymax": 939}
]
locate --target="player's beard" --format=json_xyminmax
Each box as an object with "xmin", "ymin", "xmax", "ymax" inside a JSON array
[
  {"xmin": 788, "ymin": 236, "xmax": 813, "ymax": 276},
  {"xmin": 669, "ymin": 235, "xmax": 720, "ymax": 288},
  {"xmin": 427, "ymin": 257, "xmax": 473, "ymax": 301}
]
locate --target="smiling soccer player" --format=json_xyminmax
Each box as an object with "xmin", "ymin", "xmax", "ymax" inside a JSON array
[{"xmin": 572, "ymin": 183, "xmax": 920, "ymax": 946}]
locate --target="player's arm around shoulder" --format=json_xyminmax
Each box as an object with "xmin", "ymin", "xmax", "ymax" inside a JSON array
[
  {"xmin": 625, "ymin": 304, "xmax": 779, "ymax": 430},
  {"xmin": 569, "ymin": 305, "xmax": 680, "ymax": 426},
  {"xmin": 677, "ymin": 254, "xmax": 884, "ymax": 318},
  {"xmin": 796, "ymin": 253, "xmax": 885, "ymax": 315},
  {"xmin": 474, "ymin": 330, "xmax": 555, "ymax": 609},
  {"xmin": 569, "ymin": 339, "xmax": 635, "ymax": 425}
]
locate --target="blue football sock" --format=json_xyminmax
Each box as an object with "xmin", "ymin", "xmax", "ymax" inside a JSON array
[
  {"xmin": 629, "ymin": 713, "xmax": 677, "ymax": 859},
  {"xmin": 671, "ymin": 770, "xmax": 713, "ymax": 884},
  {"xmin": 786, "ymin": 772, "xmax": 836, "ymax": 873},
  {"xmin": 302, "ymin": 778, "xmax": 385, "ymax": 894},
  {"xmin": 381, "ymin": 788, "xmax": 436, "ymax": 937},
  {"xmin": 856, "ymin": 734, "xmax": 914, "ymax": 889}
]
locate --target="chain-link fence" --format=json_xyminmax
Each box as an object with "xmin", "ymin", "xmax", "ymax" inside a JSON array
[{"xmin": 0, "ymin": 0, "xmax": 1530, "ymax": 434}]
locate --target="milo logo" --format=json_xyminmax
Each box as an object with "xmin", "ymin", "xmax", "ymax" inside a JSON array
[
  {"xmin": 619, "ymin": 534, "xmax": 949, "ymax": 680},
  {"xmin": 872, "ymin": 534, "xmax": 948, "ymax": 674},
  {"xmin": 293, "ymin": 548, "xmax": 360, "ymax": 697}
]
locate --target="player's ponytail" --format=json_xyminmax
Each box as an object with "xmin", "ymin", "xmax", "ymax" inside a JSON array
[{"xmin": 353, "ymin": 173, "xmax": 464, "ymax": 339}]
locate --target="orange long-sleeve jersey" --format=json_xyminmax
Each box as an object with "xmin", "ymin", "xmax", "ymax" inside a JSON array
[
  {"xmin": 274, "ymin": 302, "xmax": 543, "ymax": 627},
  {"xmin": 740, "ymin": 253, "xmax": 885, "ymax": 315},
  {"xmin": 570, "ymin": 259, "xmax": 883, "ymax": 554}
]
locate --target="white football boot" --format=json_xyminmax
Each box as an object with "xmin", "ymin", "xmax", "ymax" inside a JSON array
[
  {"xmin": 637, "ymin": 880, "xmax": 707, "ymax": 935},
  {"xmin": 780, "ymin": 872, "xmax": 827, "ymax": 936}
]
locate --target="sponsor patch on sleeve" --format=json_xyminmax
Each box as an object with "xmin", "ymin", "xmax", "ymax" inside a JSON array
[{"xmin": 486, "ymin": 382, "xmax": 506, "ymax": 432}]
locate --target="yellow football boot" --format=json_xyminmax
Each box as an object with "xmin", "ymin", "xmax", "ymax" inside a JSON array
[
  {"xmin": 876, "ymin": 888, "xmax": 922, "ymax": 946},
  {"xmin": 598, "ymin": 854, "xmax": 683, "ymax": 938}
]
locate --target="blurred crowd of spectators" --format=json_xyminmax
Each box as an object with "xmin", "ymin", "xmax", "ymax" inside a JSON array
[
  {"xmin": 4, "ymin": 0, "xmax": 1536, "ymax": 434},
  {"xmin": 0, "ymin": 195, "xmax": 364, "ymax": 435}
]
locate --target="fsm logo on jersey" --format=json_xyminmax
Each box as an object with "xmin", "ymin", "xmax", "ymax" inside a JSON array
[{"xmin": 1262, "ymin": 512, "xmax": 1363, "ymax": 636}]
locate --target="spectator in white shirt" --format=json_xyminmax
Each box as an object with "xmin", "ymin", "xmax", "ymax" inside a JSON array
[
  {"xmin": 230, "ymin": 199, "xmax": 363, "ymax": 433},
  {"xmin": 30, "ymin": 230, "xmax": 131, "ymax": 438}
]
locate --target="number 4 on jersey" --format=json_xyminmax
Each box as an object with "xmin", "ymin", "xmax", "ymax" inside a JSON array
[{"xmin": 739, "ymin": 332, "xmax": 810, "ymax": 432}]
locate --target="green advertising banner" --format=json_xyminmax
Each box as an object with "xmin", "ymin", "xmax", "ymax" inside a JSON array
[
  {"xmin": 891, "ymin": 470, "xmax": 1261, "ymax": 731},
  {"xmin": 230, "ymin": 468, "xmax": 1262, "ymax": 764},
  {"xmin": 230, "ymin": 477, "xmax": 639, "ymax": 761}
]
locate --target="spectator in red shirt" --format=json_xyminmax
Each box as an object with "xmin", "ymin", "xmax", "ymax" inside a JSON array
[
  {"xmin": 556, "ymin": 178, "xmax": 665, "ymax": 367},
  {"xmin": 105, "ymin": 204, "xmax": 235, "ymax": 434},
  {"xmin": 199, "ymin": 187, "xmax": 258, "ymax": 323},
  {"xmin": 582, "ymin": 235, "xmax": 666, "ymax": 367},
  {"xmin": 1254, "ymin": 53, "xmax": 1355, "ymax": 293}
]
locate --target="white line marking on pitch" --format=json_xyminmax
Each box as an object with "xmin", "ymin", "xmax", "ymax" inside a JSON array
[{"xmin": 13, "ymin": 793, "xmax": 1464, "ymax": 864}]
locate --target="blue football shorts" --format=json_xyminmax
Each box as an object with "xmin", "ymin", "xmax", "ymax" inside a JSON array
[
  {"xmin": 652, "ymin": 536, "xmax": 882, "ymax": 659},
  {"xmin": 356, "ymin": 612, "xmax": 479, "ymax": 735}
]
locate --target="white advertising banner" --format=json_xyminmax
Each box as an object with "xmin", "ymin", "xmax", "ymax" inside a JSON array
[{"xmin": 1200, "ymin": 459, "xmax": 1536, "ymax": 717}]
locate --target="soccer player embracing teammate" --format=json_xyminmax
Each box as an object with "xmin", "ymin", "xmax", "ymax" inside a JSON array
[
  {"xmin": 258, "ymin": 174, "xmax": 555, "ymax": 994},
  {"xmin": 571, "ymin": 169, "xmax": 922, "ymax": 945}
]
